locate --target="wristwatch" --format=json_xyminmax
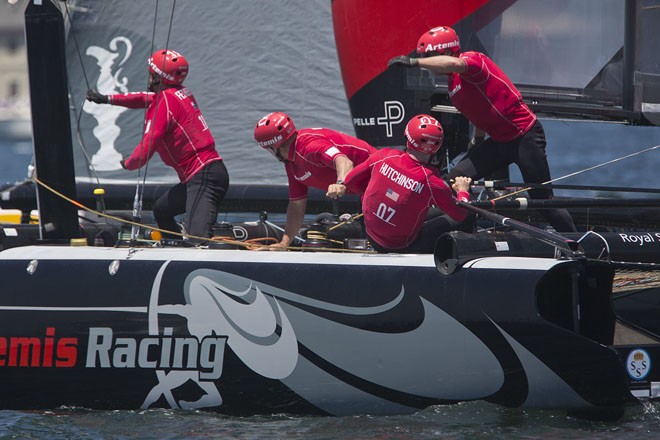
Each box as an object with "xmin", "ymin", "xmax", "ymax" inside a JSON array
[{"xmin": 336, "ymin": 179, "xmax": 345, "ymax": 185}]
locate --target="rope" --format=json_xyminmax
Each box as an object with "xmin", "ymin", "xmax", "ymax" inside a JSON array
[
  {"xmin": 490, "ymin": 143, "xmax": 660, "ymax": 202},
  {"xmin": 327, "ymin": 213, "xmax": 363, "ymax": 232},
  {"xmin": 130, "ymin": 0, "xmax": 178, "ymax": 241},
  {"xmin": 62, "ymin": 2, "xmax": 101, "ymax": 185},
  {"xmin": 31, "ymin": 176, "xmax": 375, "ymax": 253}
]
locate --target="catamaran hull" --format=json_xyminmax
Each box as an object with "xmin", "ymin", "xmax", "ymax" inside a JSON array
[{"xmin": 0, "ymin": 247, "xmax": 631, "ymax": 415}]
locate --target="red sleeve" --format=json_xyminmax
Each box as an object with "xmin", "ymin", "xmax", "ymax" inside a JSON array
[
  {"xmin": 460, "ymin": 52, "xmax": 487, "ymax": 82},
  {"xmin": 108, "ymin": 92, "xmax": 155, "ymax": 109},
  {"xmin": 304, "ymin": 137, "xmax": 346, "ymax": 169},
  {"xmin": 344, "ymin": 152, "xmax": 376, "ymax": 195},
  {"xmin": 123, "ymin": 94, "xmax": 170, "ymax": 170},
  {"xmin": 428, "ymin": 175, "xmax": 469, "ymax": 222}
]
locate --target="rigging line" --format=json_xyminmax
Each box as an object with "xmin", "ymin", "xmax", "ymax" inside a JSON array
[
  {"xmin": 126, "ymin": 0, "xmax": 165, "ymax": 242},
  {"xmin": 74, "ymin": 96, "xmax": 101, "ymax": 185},
  {"xmin": 62, "ymin": 2, "xmax": 90, "ymax": 90},
  {"xmin": 134, "ymin": 0, "xmax": 162, "ymax": 198},
  {"xmin": 32, "ymin": 175, "xmax": 208, "ymax": 245},
  {"xmin": 135, "ymin": 0, "xmax": 178, "ymax": 203},
  {"xmin": 62, "ymin": 2, "xmax": 101, "ymax": 185},
  {"xmin": 138, "ymin": 0, "xmax": 162, "ymax": 187},
  {"xmin": 140, "ymin": 0, "xmax": 177, "ymax": 191},
  {"xmin": 491, "ymin": 143, "xmax": 660, "ymax": 202},
  {"xmin": 31, "ymin": 175, "xmax": 373, "ymax": 253}
]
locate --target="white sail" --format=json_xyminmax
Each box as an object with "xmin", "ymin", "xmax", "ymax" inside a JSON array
[{"xmin": 65, "ymin": 0, "xmax": 353, "ymax": 184}]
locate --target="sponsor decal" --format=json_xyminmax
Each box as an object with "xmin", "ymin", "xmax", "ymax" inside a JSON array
[
  {"xmin": 324, "ymin": 146, "xmax": 341, "ymax": 158},
  {"xmin": 385, "ymin": 188, "xmax": 400, "ymax": 202},
  {"xmin": 353, "ymin": 101, "xmax": 405, "ymax": 138},
  {"xmin": 148, "ymin": 50, "xmax": 186, "ymax": 82},
  {"xmin": 83, "ymin": 36, "xmax": 133, "ymax": 171},
  {"xmin": 627, "ymin": 348, "xmax": 651, "ymax": 380},
  {"xmin": 448, "ymin": 83, "xmax": 461, "ymax": 98},
  {"xmin": 257, "ymin": 135, "xmax": 283, "ymax": 148},
  {"xmin": 86, "ymin": 327, "xmax": 226, "ymax": 380},
  {"xmin": 619, "ymin": 232, "xmax": 660, "ymax": 246},
  {"xmin": 294, "ymin": 171, "xmax": 312, "ymax": 182},
  {"xmin": 424, "ymin": 41, "xmax": 459, "ymax": 53},
  {"xmin": 377, "ymin": 101, "xmax": 405, "ymax": 137},
  {"xmin": 231, "ymin": 225, "xmax": 249, "ymax": 241},
  {"xmin": 353, "ymin": 117, "xmax": 376, "ymax": 126},
  {"xmin": 174, "ymin": 88, "xmax": 193, "ymax": 100},
  {"xmin": 0, "ymin": 327, "xmax": 77, "ymax": 367}
]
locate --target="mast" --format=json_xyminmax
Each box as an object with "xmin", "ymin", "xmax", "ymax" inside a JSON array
[
  {"xmin": 24, "ymin": 0, "xmax": 80, "ymax": 240},
  {"xmin": 622, "ymin": 0, "xmax": 637, "ymax": 114}
]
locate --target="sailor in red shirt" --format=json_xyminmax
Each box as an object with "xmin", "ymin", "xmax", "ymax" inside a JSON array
[
  {"xmin": 345, "ymin": 114, "xmax": 471, "ymax": 253},
  {"xmin": 388, "ymin": 26, "xmax": 576, "ymax": 233},
  {"xmin": 87, "ymin": 49, "xmax": 229, "ymax": 242},
  {"xmin": 253, "ymin": 112, "xmax": 376, "ymax": 250}
]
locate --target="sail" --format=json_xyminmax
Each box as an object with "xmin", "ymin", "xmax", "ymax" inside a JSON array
[
  {"xmin": 332, "ymin": 0, "xmax": 660, "ymax": 148},
  {"xmin": 63, "ymin": 0, "xmax": 353, "ymax": 185}
]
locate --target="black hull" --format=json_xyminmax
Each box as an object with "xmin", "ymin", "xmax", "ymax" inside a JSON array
[
  {"xmin": 7, "ymin": 0, "xmax": 659, "ymax": 418},
  {"xmin": 0, "ymin": 246, "xmax": 636, "ymax": 415}
]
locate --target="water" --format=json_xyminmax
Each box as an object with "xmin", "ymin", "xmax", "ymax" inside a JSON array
[
  {"xmin": 0, "ymin": 401, "xmax": 658, "ymax": 439},
  {"xmin": 4, "ymin": 120, "xmax": 660, "ymax": 194},
  {"xmin": 0, "ymin": 139, "xmax": 32, "ymax": 186},
  {"xmin": 532, "ymin": 120, "xmax": 660, "ymax": 198}
]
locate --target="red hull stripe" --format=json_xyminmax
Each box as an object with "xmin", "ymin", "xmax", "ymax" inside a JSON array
[{"xmin": 332, "ymin": 0, "xmax": 491, "ymax": 99}]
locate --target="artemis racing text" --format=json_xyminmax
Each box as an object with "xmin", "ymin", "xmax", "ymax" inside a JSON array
[
  {"xmin": 0, "ymin": 327, "xmax": 77, "ymax": 367},
  {"xmin": 257, "ymin": 135, "xmax": 283, "ymax": 148},
  {"xmin": 0, "ymin": 326, "xmax": 227, "ymax": 380},
  {"xmin": 86, "ymin": 327, "xmax": 226, "ymax": 380}
]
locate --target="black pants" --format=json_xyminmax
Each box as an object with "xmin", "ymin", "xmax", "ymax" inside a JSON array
[
  {"xmin": 153, "ymin": 160, "xmax": 229, "ymax": 241},
  {"xmin": 446, "ymin": 120, "xmax": 576, "ymax": 232}
]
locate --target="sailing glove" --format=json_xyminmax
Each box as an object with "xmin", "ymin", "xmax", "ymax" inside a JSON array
[
  {"xmin": 387, "ymin": 56, "xmax": 419, "ymax": 68},
  {"xmin": 86, "ymin": 89, "xmax": 109, "ymax": 104}
]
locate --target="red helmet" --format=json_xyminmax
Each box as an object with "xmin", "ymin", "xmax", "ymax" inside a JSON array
[
  {"xmin": 148, "ymin": 49, "xmax": 189, "ymax": 85},
  {"xmin": 254, "ymin": 112, "xmax": 297, "ymax": 152},
  {"xmin": 416, "ymin": 26, "xmax": 461, "ymax": 56},
  {"xmin": 404, "ymin": 114, "xmax": 444, "ymax": 155}
]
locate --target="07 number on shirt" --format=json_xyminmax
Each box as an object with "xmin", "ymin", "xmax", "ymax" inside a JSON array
[{"xmin": 375, "ymin": 203, "xmax": 396, "ymax": 224}]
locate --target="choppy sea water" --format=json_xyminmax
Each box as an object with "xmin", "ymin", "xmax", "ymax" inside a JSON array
[{"xmin": 0, "ymin": 401, "xmax": 658, "ymax": 440}]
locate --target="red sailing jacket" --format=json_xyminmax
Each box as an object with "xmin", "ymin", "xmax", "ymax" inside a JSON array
[
  {"xmin": 109, "ymin": 88, "xmax": 221, "ymax": 182},
  {"xmin": 285, "ymin": 128, "xmax": 376, "ymax": 201},
  {"xmin": 448, "ymin": 51, "xmax": 536, "ymax": 142},
  {"xmin": 345, "ymin": 148, "xmax": 469, "ymax": 250}
]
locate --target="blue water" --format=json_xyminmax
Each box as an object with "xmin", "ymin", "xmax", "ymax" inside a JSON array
[
  {"xmin": 536, "ymin": 120, "xmax": 660, "ymax": 198},
  {"xmin": 4, "ymin": 120, "xmax": 660, "ymax": 195},
  {"xmin": 0, "ymin": 139, "xmax": 32, "ymax": 185}
]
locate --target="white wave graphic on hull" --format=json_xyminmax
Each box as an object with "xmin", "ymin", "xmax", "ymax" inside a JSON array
[
  {"xmin": 490, "ymin": 319, "xmax": 590, "ymax": 409},
  {"xmin": 279, "ymin": 298, "xmax": 504, "ymax": 402},
  {"xmin": 183, "ymin": 270, "xmax": 504, "ymax": 403},
  {"xmin": 142, "ymin": 267, "xmax": 508, "ymax": 413}
]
